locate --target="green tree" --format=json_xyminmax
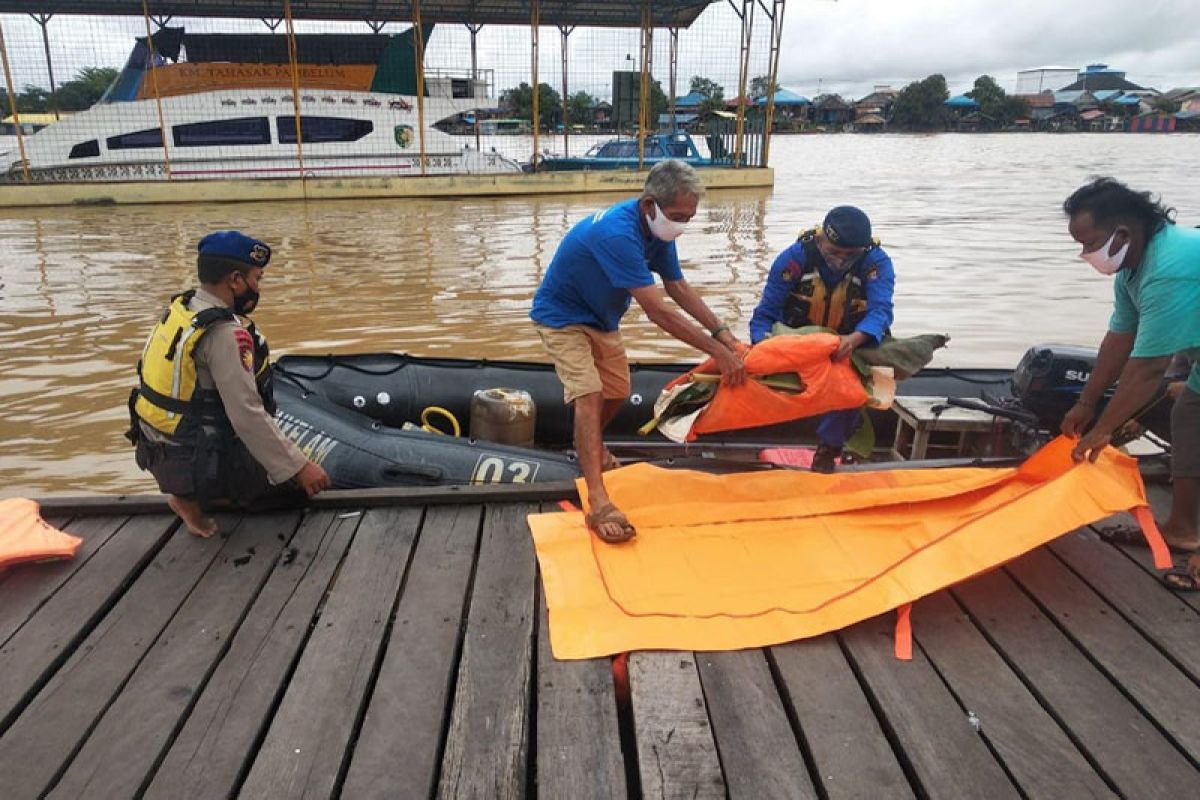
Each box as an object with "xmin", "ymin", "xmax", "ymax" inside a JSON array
[
  {"xmin": 892, "ymin": 74, "xmax": 950, "ymax": 131},
  {"xmin": 689, "ymin": 75, "xmax": 725, "ymax": 113},
  {"xmin": 499, "ymin": 81, "xmax": 563, "ymax": 128},
  {"xmin": 16, "ymin": 85, "xmax": 51, "ymax": 113},
  {"xmin": 1151, "ymin": 96, "xmax": 1180, "ymax": 114},
  {"xmin": 965, "ymin": 74, "xmax": 1027, "ymax": 128},
  {"xmin": 749, "ymin": 75, "xmax": 777, "ymax": 100},
  {"xmin": 650, "ymin": 79, "xmax": 668, "ymax": 124},
  {"xmin": 53, "ymin": 66, "xmax": 119, "ymax": 111},
  {"xmin": 566, "ymin": 90, "xmax": 596, "ymax": 126}
]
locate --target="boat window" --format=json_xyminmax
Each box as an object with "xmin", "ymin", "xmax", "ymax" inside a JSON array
[
  {"xmin": 665, "ymin": 142, "xmax": 691, "ymax": 157},
  {"xmin": 277, "ymin": 116, "xmax": 374, "ymax": 144},
  {"xmin": 173, "ymin": 117, "xmax": 271, "ymax": 147},
  {"xmin": 68, "ymin": 140, "xmax": 100, "ymax": 159},
  {"xmin": 599, "ymin": 141, "xmax": 638, "ymax": 158},
  {"xmin": 106, "ymin": 127, "xmax": 164, "ymax": 150}
]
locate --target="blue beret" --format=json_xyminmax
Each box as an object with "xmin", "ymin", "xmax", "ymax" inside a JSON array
[
  {"xmin": 822, "ymin": 206, "xmax": 872, "ymax": 248},
  {"xmin": 197, "ymin": 230, "xmax": 271, "ymax": 269}
]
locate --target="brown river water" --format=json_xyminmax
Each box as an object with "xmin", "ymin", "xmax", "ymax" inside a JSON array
[{"xmin": 2, "ymin": 133, "xmax": 1197, "ymax": 496}]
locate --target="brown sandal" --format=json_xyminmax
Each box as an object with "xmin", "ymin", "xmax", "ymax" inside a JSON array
[{"xmin": 585, "ymin": 503, "xmax": 636, "ymax": 544}]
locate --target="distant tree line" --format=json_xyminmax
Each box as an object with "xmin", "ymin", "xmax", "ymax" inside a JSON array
[{"xmin": 0, "ymin": 67, "xmax": 119, "ymax": 114}]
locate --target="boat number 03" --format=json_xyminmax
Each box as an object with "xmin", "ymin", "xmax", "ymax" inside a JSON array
[{"xmin": 471, "ymin": 454, "xmax": 541, "ymax": 484}]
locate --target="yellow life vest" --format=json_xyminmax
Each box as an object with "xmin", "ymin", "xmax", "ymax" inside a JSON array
[
  {"xmin": 133, "ymin": 291, "xmax": 238, "ymax": 436},
  {"xmin": 783, "ymin": 228, "xmax": 875, "ymax": 335}
]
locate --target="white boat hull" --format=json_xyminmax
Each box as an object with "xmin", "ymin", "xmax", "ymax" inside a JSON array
[{"xmin": 3, "ymin": 89, "xmax": 521, "ymax": 183}]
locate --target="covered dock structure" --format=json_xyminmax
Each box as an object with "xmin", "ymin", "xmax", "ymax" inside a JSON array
[{"xmin": 0, "ymin": 1, "xmax": 786, "ymax": 207}]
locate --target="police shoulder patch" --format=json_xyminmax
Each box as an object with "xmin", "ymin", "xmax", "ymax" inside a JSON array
[
  {"xmin": 233, "ymin": 327, "xmax": 255, "ymax": 372},
  {"xmin": 866, "ymin": 266, "xmax": 880, "ymax": 281}
]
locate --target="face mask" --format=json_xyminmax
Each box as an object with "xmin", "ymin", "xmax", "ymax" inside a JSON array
[
  {"xmin": 1080, "ymin": 230, "xmax": 1129, "ymax": 276},
  {"xmin": 645, "ymin": 203, "xmax": 688, "ymax": 242},
  {"xmin": 231, "ymin": 275, "xmax": 260, "ymax": 315},
  {"xmin": 818, "ymin": 242, "xmax": 856, "ymax": 272}
]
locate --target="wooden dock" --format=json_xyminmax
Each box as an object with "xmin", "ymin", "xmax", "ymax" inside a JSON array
[{"xmin": 1, "ymin": 484, "xmax": 1197, "ymax": 799}]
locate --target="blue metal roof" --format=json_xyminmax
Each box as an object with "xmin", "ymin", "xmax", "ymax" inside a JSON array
[
  {"xmin": 1093, "ymin": 90, "xmax": 1123, "ymax": 101},
  {"xmin": 756, "ymin": 88, "xmax": 810, "ymax": 106},
  {"xmin": 674, "ymin": 92, "xmax": 707, "ymax": 107},
  {"xmin": 1116, "ymin": 95, "xmax": 1142, "ymax": 105},
  {"xmin": 944, "ymin": 94, "xmax": 979, "ymax": 108}
]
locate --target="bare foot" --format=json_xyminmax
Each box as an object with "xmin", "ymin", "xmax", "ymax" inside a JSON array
[
  {"xmin": 585, "ymin": 502, "xmax": 636, "ymax": 543},
  {"xmin": 167, "ymin": 495, "xmax": 219, "ymax": 538},
  {"xmin": 1158, "ymin": 519, "xmax": 1200, "ymax": 553},
  {"xmin": 601, "ymin": 449, "xmax": 621, "ymax": 472}
]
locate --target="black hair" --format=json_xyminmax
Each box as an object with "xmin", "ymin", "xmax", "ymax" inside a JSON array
[
  {"xmin": 197, "ymin": 255, "xmax": 252, "ymax": 285},
  {"xmin": 1062, "ymin": 177, "xmax": 1175, "ymax": 236}
]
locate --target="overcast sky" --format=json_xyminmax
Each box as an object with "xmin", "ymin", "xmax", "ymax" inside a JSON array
[{"xmin": 1, "ymin": 0, "xmax": 1197, "ymax": 102}]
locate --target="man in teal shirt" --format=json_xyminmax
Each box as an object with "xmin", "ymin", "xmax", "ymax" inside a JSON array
[{"xmin": 1062, "ymin": 177, "xmax": 1200, "ymax": 591}]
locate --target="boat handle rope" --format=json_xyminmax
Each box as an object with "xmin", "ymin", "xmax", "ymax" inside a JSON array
[{"xmin": 420, "ymin": 406, "xmax": 461, "ymax": 437}]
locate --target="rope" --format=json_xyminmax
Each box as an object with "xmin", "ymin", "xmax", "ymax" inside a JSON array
[
  {"xmin": 282, "ymin": 0, "xmax": 305, "ymax": 177},
  {"xmin": 140, "ymin": 0, "xmax": 173, "ymax": 179}
]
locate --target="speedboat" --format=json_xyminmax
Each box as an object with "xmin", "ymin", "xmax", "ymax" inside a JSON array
[
  {"xmin": 2, "ymin": 26, "xmax": 521, "ymax": 183},
  {"xmin": 534, "ymin": 132, "xmax": 716, "ymax": 171},
  {"xmin": 269, "ymin": 345, "xmax": 1163, "ymax": 489}
]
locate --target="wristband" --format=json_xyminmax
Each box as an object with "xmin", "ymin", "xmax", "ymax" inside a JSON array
[{"xmin": 710, "ymin": 324, "xmax": 730, "ymax": 339}]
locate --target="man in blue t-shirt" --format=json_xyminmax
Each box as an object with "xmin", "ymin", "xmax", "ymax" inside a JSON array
[
  {"xmin": 531, "ymin": 160, "xmax": 746, "ymax": 543},
  {"xmin": 1062, "ymin": 177, "xmax": 1200, "ymax": 592},
  {"xmin": 748, "ymin": 205, "xmax": 896, "ymax": 473}
]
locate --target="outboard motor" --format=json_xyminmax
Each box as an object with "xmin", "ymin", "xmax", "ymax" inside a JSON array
[
  {"xmin": 1010, "ymin": 344, "xmax": 1105, "ymax": 431},
  {"xmin": 1010, "ymin": 343, "xmax": 1172, "ymax": 440}
]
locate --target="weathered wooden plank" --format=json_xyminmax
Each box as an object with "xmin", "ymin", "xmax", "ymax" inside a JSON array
[
  {"xmin": 769, "ymin": 635, "xmax": 914, "ymax": 800},
  {"xmin": 437, "ymin": 503, "xmax": 538, "ymax": 800},
  {"xmin": 1006, "ymin": 547, "xmax": 1200, "ymax": 761},
  {"xmin": 696, "ymin": 648, "xmax": 817, "ymax": 799},
  {"xmin": 534, "ymin": 591, "xmax": 627, "ymax": 800},
  {"xmin": 0, "ymin": 517, "xmax": 230, "ymax": 797},
  {"xmin": 341, "ymin": 505, "xmax": 483, "ymax": 799},
  {"xmin": 839, "ymin": 614, "xmax": 1019, "ymax": 799},
  {"xmin": 0, "ymin": 515, "xmax": 127, "ymax": 648},
  {"xmin": 629, "ymin": 651, "xmax": 726, "ymax": 800},
  {"xmin": 143, "ymin": 510, "xmax": 358, "ymax": 800},
  {"xmin": 239, "ymin": 507, "xmax": 422, "ymax": 799},
  {"xmin": 0, "ymin": 514, "xmax": 176, "ymax": 732},
  {"xmin": 954, "ymin": 568, "xmax": 1199, "ymax": 796},
  {"xmin": 1051, "ymin": 530, "xmax": 1200, "ymax": 677},
  {"xmin": 38, "ymin": 481, "xmax": 579, "ymax": 516},
  {"xmin": 46, "ymin": 512, "xmax": 300, "ymax": 799},
  {"xmin": 914, "ymin": 591, "xmax": 1115, "ymax": 799}
]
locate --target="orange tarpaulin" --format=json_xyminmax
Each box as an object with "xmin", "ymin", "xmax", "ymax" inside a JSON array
[
  {"xmin": 528, "ymin": 438, "xmax": 1163, "ymax": 660},
  {"xmin": 0, "ymin": 498, "xmax": 82, "ymax": 570},
  {"xmin": 665, "ymin": 332, "xmax": 868, "ymax": 440}
]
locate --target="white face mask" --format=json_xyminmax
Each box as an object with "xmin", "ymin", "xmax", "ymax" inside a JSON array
[
  {"xmin": 645, "ymin": 203, "xmax": 688, "ymax": 242},
  {"xmin": 1080, "ymin": 230, "xmax": 1129, "ymax": 275}
]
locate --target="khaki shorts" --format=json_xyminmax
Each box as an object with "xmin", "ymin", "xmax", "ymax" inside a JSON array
[
  {"xmin": 535, "ymin": 323, "xmax": 631, "ymax": 404},
  {"xmin": 1171, "ymin": 387, "xmax": 1200, "ymax": 478}
]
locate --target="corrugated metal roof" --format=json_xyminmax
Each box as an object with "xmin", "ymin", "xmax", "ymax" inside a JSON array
[
  {"xmin": 0, "ymin": 1, "xmax": 717, "ymax": 27},
  {"xmin": 757, "ymin": 88, "xmax": 809, "ymax": 106},
  {"xmin": 944, "ymin": 94, "xmax": 979, "ymax": 107}
]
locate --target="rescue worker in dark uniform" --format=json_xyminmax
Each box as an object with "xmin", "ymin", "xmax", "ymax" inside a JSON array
[
  {"xmin": 749, "ymin": 206, "xmax": 896, "ymax": 472},
  {"xmin": 128, "ymin": 231, "xmax": 329, "ymax": 537}
]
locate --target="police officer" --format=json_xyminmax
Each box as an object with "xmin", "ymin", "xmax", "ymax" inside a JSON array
[
  {"xmin": 749, "ymin": 206, "xmax": 896, "ymax": 472},
  {"xmin": 129, "ymin": 231, "xmax": 329, "ymax": 537}
]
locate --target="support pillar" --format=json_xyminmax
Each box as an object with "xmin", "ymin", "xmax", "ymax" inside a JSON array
[
  {"xmin": 466, "ymin": 23, "xmax": 483, "ymax": 152},
  {"xmin": 530, "ymin": 0, "xmax": 540, "ymax": 167},
  {"xmin": 29, "ymin": 13, "xmax": 59, "ymax": 121},
  {"xmin": 558, "ymin": 25, "xmax": 574, "ymax": 156},
  {"xmin": 141, "ymin": 0, "xmax": 172, "ymax": 179},
  {"xmin": 0, "ymin": 19, "xmax": 30, "ymax": 183},
  {"xmin": 668, "ymin": 26, "xmax": 678, "ymax": 130},
  {"xmin": 412, "ymin": 0, "xmax": 428, "ymax": 175},
  {"xmin": 761, "ymin": 0, "xmax": 787, "ymax": 166}
]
